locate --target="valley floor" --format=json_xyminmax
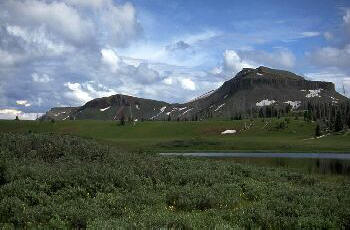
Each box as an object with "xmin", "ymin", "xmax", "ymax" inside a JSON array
[{"xmin": 0, "ymin": 118, "xmax": 349, "ymax": 153}]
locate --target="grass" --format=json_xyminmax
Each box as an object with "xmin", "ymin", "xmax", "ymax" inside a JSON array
[
  {"xmin": 0, "ymin": 132, "xmax": 349, "ymax": 228},
  {"xmin": 1, "ymin": 118, "xmax": 350, "ymax": 152}
]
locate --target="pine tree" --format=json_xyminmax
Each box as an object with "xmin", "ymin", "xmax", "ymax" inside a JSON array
[
  {"xmin": 315, "ymin": 123, "xmax": 321, "ymax": 137},
  {"xmin": 334, "ymin": 110, "xmax": 343, "ymax": 132},
  {"xmin": 120, "ymin": 115, "xmax": 125, "ymax": 126}
]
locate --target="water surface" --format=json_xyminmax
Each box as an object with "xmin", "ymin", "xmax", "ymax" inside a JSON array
[{"xmin": 160, "ymin": 152, "xmax": 350, "ymax": 176}]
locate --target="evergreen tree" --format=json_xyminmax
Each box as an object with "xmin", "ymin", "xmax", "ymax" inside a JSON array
[
  {"xmin": 303, "ymin": 111, "xmax": 308, "ymax": 121},
  {"xmin": 120, "ymin": 115, "xmax": 125, "ymax": 126},
  {"xmin": 334, "ymin": 110, "xmax": 343, "ymax": 132},
  {"xmin": 15, "ymin": 116, "xmax": 19, "ymax": 121},
  {"xmin": 167, "ymin": 114, "xmax": 171, "ymax": 121},
  {"xmin": 315, "ymin": 123, "xmax": 321, "ymax": 137},
  {"xmin": 259, "ymin": 108, "xmax": 264, "ymax": 118}
]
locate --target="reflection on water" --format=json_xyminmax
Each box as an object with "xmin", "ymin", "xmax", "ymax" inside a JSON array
[
  {"xmin": 219, "ymin": 158, "xmax": 350, "ymax": 176},
  {"xmin": 160, "ymin": 152, "xmax": 350, "ymax": 176}
]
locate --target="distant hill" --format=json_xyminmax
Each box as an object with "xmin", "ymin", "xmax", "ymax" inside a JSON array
[{"xmin": 41, "ymin": 66, "xmax": 349, "ymax": 121}]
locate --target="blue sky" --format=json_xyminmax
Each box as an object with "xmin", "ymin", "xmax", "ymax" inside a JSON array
[{"xmin": 0, "ymin": 0, "xmax": 350, "ymax": 119}]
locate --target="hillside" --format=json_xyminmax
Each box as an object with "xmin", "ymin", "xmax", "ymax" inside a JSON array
[{"xmin": 41, "ymin": 66, "xmax": 349, "ymax": 121}]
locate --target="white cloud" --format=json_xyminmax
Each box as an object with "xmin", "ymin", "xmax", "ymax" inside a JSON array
[
  {"xmin": 16, "ymin": 100, "xmax": 31, "ymax": 107},
  {"xmin": 239, "ymin": 49, "xmax": 296, "ymax": 69},
  {"xmin": 133, "ymin": 63, "xmax": 161, "ymax": 84},
  {"xmin": 180, "ymin": 78, "xmax": 196, "ymax": 90},
  {"xmin": 0, "ymin": 109, "xmax": 42, "ymax": 120},
  {"xmin": 2, "ymin": 0, "xmax": 95, "ymax": 44},
  {"xmin": 64, "ymin": 82, "xmax": 93, "ymax": 103},
  {"xmin": 101, "ymin": 48, "xmax": 121, "ymax": 72},
  {"xmin": 0, "ymin": 49, "xmax": 21, "ymax": 66},
  {"xmin": 64, "ymin": 0, "xmax": 105, "ymax": 8},
  {"xmin": 211, "ymin": 50, "xmax": 255, "ymax": 77},
  {"xmin": 32, "ymin": 73, "xmax": 52, "ymax": 83},
  {"xmin": 179, "ymin": 30, "xmax": 219, "ymax": 45},
  {"xmin": 223, "ymin": 50, "xmax": 254, "ymax": 76},
  {"xmin": 118, "ymin": 30, "xmax": 219, "ymax": 67},
  {"xmin": 100, "ymin": 1, "xmax": 142, "ymax": 46},
  {"xmin": 163, "ymin": 77, "xmax": 173, "ymax": 85},
  {"xmin": 64, "ymin": 81, "xmax": 116, "ymax": 104},
  {"xmin": 6, "ymin": 25, "xmax": 74, "ymax": 56},
  {"xmin": 307, "ymin": 45, "xmax": 350, "ymax": 68}
]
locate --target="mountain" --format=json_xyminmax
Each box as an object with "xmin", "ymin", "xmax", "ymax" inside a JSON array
[{"xmin": 41, "ymin": 66, "xmax": 349, "ymax": 121}]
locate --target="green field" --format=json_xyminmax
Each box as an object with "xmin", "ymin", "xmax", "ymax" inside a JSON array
[
  {"xmin": 1, "ymin": 132, "xmax": 350, "ymax": 228},
  {"xmin": 1, "ymin": 118, "xmax": 350, "ymax": 152}
]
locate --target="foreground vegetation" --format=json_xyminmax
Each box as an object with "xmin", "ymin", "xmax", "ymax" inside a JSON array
[
  {"xmin": 0, "ymin": 118, "xmax": 350, "ymax": 152},
  {"xmin": 0, "ymin": 133, "xmax": 350, "ymax": 228}
]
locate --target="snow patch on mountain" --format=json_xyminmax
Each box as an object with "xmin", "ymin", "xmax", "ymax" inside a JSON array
[
  {"xmin": 100, "ymin": 106, "xmax": 111, "ymax": 112},
  {"xmin": 221, "ymin": 130, "xmax": 236, "ymax": 135},
  {"xmin": 214, "ymin": 103, "xmax": 225, "ymax": 112},
  {"xmin": 305, "ymin": 89, "xmax": 322, "ymax": 98},
  {"xmin": 256, "ymin": 99, "xmax": 276, "ymax": 107},
  {"xmin": 189, "ymin": 90, "xmax": 216, "ymax": 102},
  {"xmin": 181, "ymin": 108, "xmax": 193, "ymax": 116},
  {"xmin": 284, "ymin": 101, "xmax": 301, "ymax": 109}
]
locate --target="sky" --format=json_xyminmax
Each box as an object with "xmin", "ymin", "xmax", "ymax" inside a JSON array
[{"xmin": 1, "ymin": 0, "xmax": 350, "ymax": 119}]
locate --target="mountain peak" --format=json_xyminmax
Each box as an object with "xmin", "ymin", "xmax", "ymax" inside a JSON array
[{"xmin": 235, "ymin": 66, "xmax": 304, "ymax": 81}]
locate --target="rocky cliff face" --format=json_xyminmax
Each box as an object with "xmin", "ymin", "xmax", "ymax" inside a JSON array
[{"xmin": 41, "ymin": 66, "xmax": 349, "ymax": 121}]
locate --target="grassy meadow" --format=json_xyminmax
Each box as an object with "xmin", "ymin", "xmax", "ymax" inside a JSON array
[{"xmin": 0, "ymin": 118, "xmax": 350, "ymax": 153}]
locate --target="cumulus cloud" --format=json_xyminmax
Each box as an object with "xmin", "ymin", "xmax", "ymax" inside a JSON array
[
  {"xmin": 133, "ymin": 63, "xmax": 161, "ymax": 84},
  {"xmin": 64, "ymin": 81, "xmax": 116, "ymax": 104},
  {"xmin": 212, "ymin": 48, "xmax": 296, "ymax": 79},
  {"xmin": 64, "ymin": 0, "xmax": 105, "ymax": 8},
  {"xmin": 16, "ymin": 100, "xmax": 31, "ymax": 107},
  {"xmin": 163, "ymin": 77, "xmax": 173, "ymax": 85},
  {"xmin": 99, "ymin": 1, "xmax": 142, "ymax": 47},
  {"xmin": 119, "ymin": 29, "xmax": 219, "ymax": 67},
  {"xmin": 222, "ymin": 50, "xmax": 254, "ymax": 75},
  {"xmin": 239, "ymin": 49, "xmax": 296, "ymax": 69},
  {"xmin": 180, "ymin": 78, "xmax": 196, "ymax": 91},
  {"xmin": 1, "ymin": 0, "xmax": 95, "ymax": 44},
  {"xmin": 0, "ymin": 0, "xmax": 145, "ymax": 118},
  {"xmin": 307, "ymin": 9, "xmax": 350, "ymax": 71},
  {"xmin": 101, "ymin": 48, "xmax": 121, "ymax": 73},
  {"xmin": 307, "ymin": 45, "xmax": 350, "ymax": 68},
  {"xmin": 0, "ymin": 109, "xmax": 42, "ymax": 120}
]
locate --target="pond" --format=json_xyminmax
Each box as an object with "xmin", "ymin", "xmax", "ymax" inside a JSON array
[{"xmin": 160, "ymin": 152, "xmax": 350, "ymax": 176}]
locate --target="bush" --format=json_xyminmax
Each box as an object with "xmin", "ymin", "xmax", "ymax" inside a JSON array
[{"xmin": 0, "ymin": 133, "xmax": 349, "ymax": 228}]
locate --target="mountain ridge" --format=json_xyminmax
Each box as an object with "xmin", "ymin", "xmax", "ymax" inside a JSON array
[{"xmin": 41, "ymin": 66, "xmax": 349, "ymax": 121}]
